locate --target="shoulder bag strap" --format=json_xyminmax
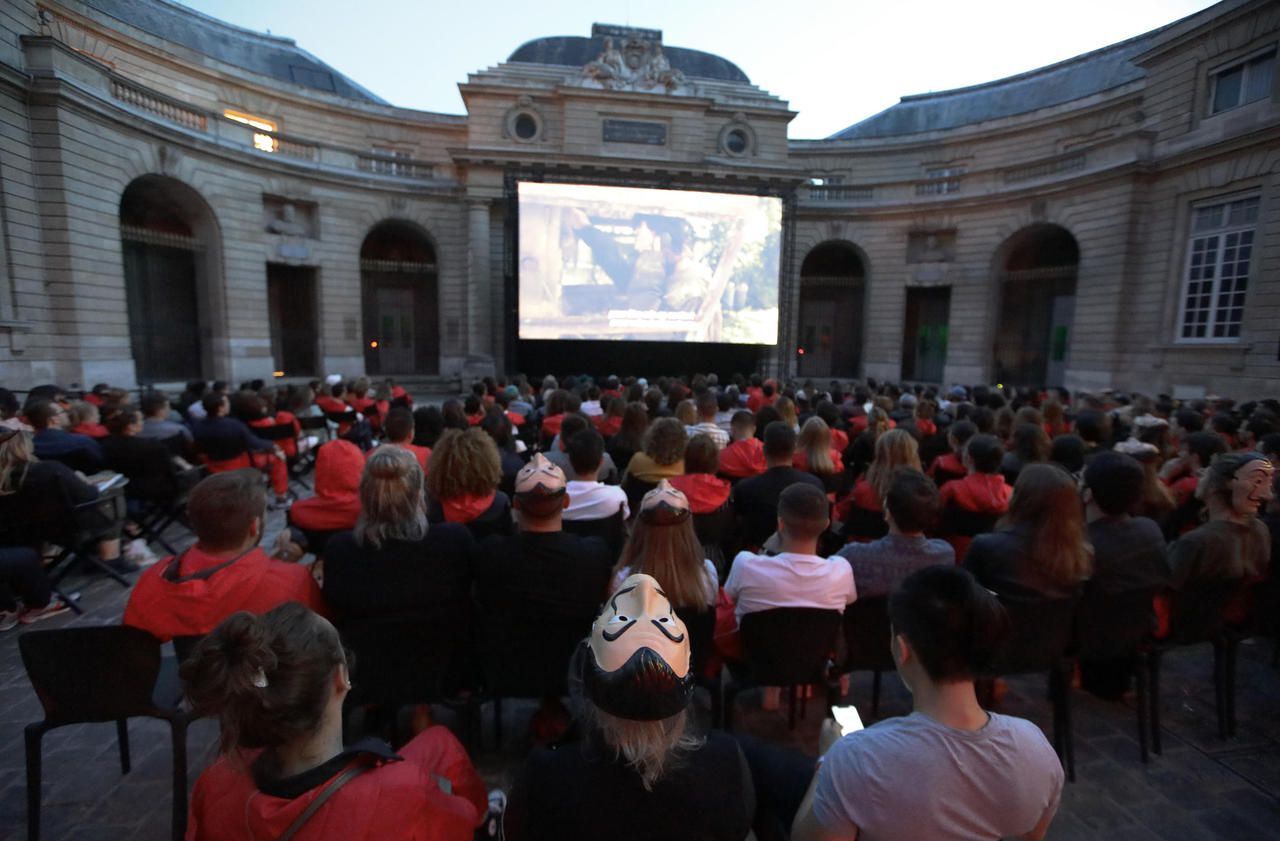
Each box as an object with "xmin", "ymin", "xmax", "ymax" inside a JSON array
[{"xmin": 276, "ymin": 760, "xmax": 373, "ymax": 841}]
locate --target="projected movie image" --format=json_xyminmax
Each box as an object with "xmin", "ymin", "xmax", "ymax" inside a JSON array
[{"xmin": 519, "ymin": 182, "xmax": 781, "ymax": 344}]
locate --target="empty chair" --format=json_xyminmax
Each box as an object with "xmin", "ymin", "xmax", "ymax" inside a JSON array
[
  {"xmin": 837, "ymin": 596, "xmax": 896, "ymax": 718},
  {"xmin": 724, "ymin": 606, "xmax": 843, "ymax": 730},
  {"xmin": 20, "ymin": 625, "xmax": 190, "ymax": 841}
]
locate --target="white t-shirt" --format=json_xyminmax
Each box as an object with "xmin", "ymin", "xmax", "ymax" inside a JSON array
[
  {"xmin": 563, "ymin": 480, "xmax": 630, "ymax": 521},
  {"xmin": 614, "ymin": 559, "xmax": 719, "ymax": 606},
  {"xmin": 580, "ymin": 400, "xmax": 603, "ymax": 417},
  {"xmin": 724, "ymin": 550, "xmax": 856, "ymax": 624},
  {"xmin": 813, "ymin": 711, "xmax": 1064, "ymax": 841}
]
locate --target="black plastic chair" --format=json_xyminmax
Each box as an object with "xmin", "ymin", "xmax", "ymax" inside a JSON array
[
  {"xmin": 339, "ymin": 612, "xmax": 477, "ymax": 747},
  {"xmin": 0, "ymin": 483, "xmax": 132, "ymax": 613},
  {"xmin": 938, "ymin": 507, "xmax": 1001, "ymax": 542},
  {"xmin": 841, "ymin": 505, "xmax": 888, "ymax": 543},
  {"xmin": 693, "ymin": 502, "xmax": 735, "ymax": 581},
  {"xmin": 20, "ymin": 626, "xmax": 190, "ymax": 841},
  {"xmin": 563, "ymin": 508, "xmax": 627, "ymax": 558},
  {"xmin": 676, "ymin": 605, "xmax": 720, "ymax": 724},
  {"xmin": 837, "ymin": 597, "xmax": 896, "ymax": 718},
  {"xmin": 1148, "ymin": 579, "xmax": 1243, "ymax": 753},
  {"xmin": 985, "ymin": 594, "xmax": 1078, "ymax": 782},
  {"xmin": 725, "ymin": 607, "xmax": 843, "ymax": 731},
  {"xmin": 621, "ymin": 474, "xmax": 658, "ymax": 518},
  {"xmin": 1074, "ymin": 585, "xmax": 1158, "ymax": 763},
  {"xmin": 479, "ymin": 607, "xmax": 594, "ymax": 749}
]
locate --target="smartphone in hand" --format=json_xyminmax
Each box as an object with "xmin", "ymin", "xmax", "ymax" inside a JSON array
[{"xmin": 831, "ymin": 705, "xmax": 864, "ymax": 736}]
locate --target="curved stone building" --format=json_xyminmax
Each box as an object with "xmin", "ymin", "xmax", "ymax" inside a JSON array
[{"xmin": 0, "ymin": 0, "xmax": 1275, "ymax": 398}]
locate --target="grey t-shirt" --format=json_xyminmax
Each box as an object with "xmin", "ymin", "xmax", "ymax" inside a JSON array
[{"xmin": 813, "ymin": 711, "xmax": 1063, "ymax": 841}]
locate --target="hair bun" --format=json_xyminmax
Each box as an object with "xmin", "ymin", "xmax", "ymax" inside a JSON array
[{"xmin": 180, "ymin": 611, "xmax": 277, "ymax": 715}]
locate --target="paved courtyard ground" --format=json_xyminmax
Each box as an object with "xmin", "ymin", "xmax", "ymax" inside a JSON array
[{"xmin": 1, "ymin": 499, "xmax": 1278, "ymax": 840}]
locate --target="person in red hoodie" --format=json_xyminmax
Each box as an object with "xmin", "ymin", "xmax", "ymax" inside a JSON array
[
  {"xmin": 670, "ymin": 433, "xmax": 732, "ymax": 514},
  {"xmin": 289, "ymin": 439, "xmax": 365, "ymax": 537},
  {"xmin": 927, "ymin": 420, "xmax": 977, "ymax": 490},
  {"xmin": 123, "ymin": 470, "xmax": 326, "ymax": 643},
  {"xmin": 938, "ymin": 434, "xmax": 1014, "ymax": 560},
  {"xmin": 249, "ymin": 390, "xmax": 303, "ymax": 459},
  {"xmin": 718, "ymin": 410, "xmax": 766, "ymax": 481},
  {"xmin": 182, "ymin": 602, "xmax": 485, "ymax": 841},
  {"xmin": 66, "ymin": 400, "xmax": 109, "ymax": 439}
]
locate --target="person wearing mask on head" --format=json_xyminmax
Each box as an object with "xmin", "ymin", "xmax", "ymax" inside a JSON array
[
  {"xmin": 791, "ymin": 566, "xmax": 1063, "ymax": 841},
  {"xmin": 504, "ymin": 573, "xmax": 755, "ymax": 841},
  {"xmin": 612, "ymin": 482, "xmax": 718, "ymax": 609},
  {"xmin": 182, "ymin": 602, "xmax": 486, "ymax": 841},
  {"xmin": 123, "ymin": 470, "xmax": 327, "ymax": 642}
]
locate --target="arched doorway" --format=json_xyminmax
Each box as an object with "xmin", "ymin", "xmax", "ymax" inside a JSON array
[
  {"xmin": 360, "ymin": 221, "xmax": 439, "ymax": 375},
  {"xmin": 797, "ymin": 242, "xmax": 865, "ymax": 378},
  {"xmin": 993, "ymin": 224, "xmax": 1078, "ymax": 387},
  {"xmin": 119, "ymin": 175, "xmax": 219, "ymax": 382}
]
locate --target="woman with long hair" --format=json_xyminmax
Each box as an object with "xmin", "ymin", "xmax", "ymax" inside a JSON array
[
  {"xmin": 840, "ymin": 429, "xmax": 921, "ymax": 541},
  {"xmin": 323, "ymin": 447, "xmax": 477, "ymax": 628},
  {"xmin": 794, "ymin": 416, "xmax": 845, "ymax": 492},
  {"xmin": 964, "ymin": 463, "xmax": 1093, "ymax": 601},
  {"xmin": 607, "ymin": 402, "xmax": 650, "ymax": 475},
  {"xmin": 424, "ymin": 428, "xmax": 512, "ymax": 538},
  {"xmin": 774, "ymin": 395, "xmax": 799, "ymax": 432},
  {"xmin": 612, "ymin": 482, "xmax": 717, "ymax": 609},
  {"xmin": 181, "ymin": 602, "xmax": 486, "ymax": 840},
  {"xmin": 1001, "ymin": 423, "xmax": 1052, "ymax": 485}
]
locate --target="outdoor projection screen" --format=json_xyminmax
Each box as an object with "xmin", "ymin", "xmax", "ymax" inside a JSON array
[{"xmin": 518, "ymin": 182, "xmax": 781, "ymax": 344}]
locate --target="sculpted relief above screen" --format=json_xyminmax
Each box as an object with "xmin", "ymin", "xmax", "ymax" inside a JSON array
[{"xmin": 517, "ymin": 182, "xmax": 781, "ymax": 345}]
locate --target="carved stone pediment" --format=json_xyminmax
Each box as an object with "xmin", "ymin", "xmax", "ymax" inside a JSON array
[{"xmin": 578, "ymin": 25, "xmax": 687, "ymax": 94}]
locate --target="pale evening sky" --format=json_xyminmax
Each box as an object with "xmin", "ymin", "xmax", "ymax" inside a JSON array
[{"xmin": 179, "ymin": 0, "xmax": 1220, "ymax": 139}]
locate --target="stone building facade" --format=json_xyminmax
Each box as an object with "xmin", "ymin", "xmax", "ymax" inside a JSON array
[{"xmin": 0, "ymin": 0, "xmax": 1276, "ymax": 398}]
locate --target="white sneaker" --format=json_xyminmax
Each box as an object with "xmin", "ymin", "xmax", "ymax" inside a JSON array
[{"xmin": 124, "ymin": 538, "xmax": 160, "ymax": 568}]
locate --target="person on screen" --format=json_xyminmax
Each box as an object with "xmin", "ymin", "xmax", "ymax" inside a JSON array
[{"xmin": 562, "ymin": 208, "xmax": 685, "ymax": 312}]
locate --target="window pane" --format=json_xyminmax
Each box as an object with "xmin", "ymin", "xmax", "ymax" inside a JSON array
[
  {"xmin": 1214, "ymin": 66, "xmax": 1244, "ymax": 112},
  {"xmin": 1194, "ymin": 205, "xmax": 1223, "ymax": 231},
  {"xmin": 1245, "ymin": 52, "xmax": 1275, "ymax": 103}
]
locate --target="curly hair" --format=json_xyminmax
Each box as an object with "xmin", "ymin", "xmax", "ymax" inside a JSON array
[
  {"xmin": 643, "ymin": 418, "xmax": 687, "ymax": 466},
  {"xmin": 424, "ymin": 428, "xmax": 502, "ymax": 500}
]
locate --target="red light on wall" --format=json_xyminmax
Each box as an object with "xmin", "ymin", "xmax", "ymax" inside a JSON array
[
  {"xmin": 797, "ymin": 347, "xmax": 805, "ymax": 355},
  {"xmin": 370, "ymin": 340, "xmax": 379, "ymax": 348}
]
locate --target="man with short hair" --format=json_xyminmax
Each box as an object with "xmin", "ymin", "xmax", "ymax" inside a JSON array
[
  {"xmin": 562, "ymin": 429, "xmax": 630, "ymax": 521},
  {"xmin": 725, "ymin": 482, "xmax": 855, "ymax": 624},
  {"xmin": 137, "ymin": 390, "xmax": 193, "ymax": 445},
  {"xmin": 731, "ymin": 422, "xmax": 824, "ymax": 548},
  {"xmin": 25, "ymin": 398, "xmax": 103, "ymax": 473},
  {"xmin": 191, "ymin": 393, "xmax": 291, "ymax": 507},
  {"xmin": 477, "ymin": 454, "xmax": 614, "ymax": 620},
  {"xmin": 719, "ymin": 410, "xmax": 766, "ymax": 480},
  {"xmin": 547, "ymin": 413, "xmax": 620, "ymax": 485},
  {"xmin": 123, "ymin": 470, "xmax": 326, "ymax": 642},
  {"xmin": 1078, "ymin": 451, "xmax": 1169, "ymax": 698},
  {"xmin": 689, "ymin": 392, "xmax": 730, "ymax": 450},
  {"xmin": 382, "ymin": 405, "xmax": 430, "ymax": 473},
  {"xmin": 792, "ymin": 565, "xmax": 1064, "ymax": 841},
  {"xmin": 938, "ymin": 433, "xmax": 1013, "ymax": 559},
  {"xmin": 837, "ymin": 468, "xmax": 954, "ymax": 599}
]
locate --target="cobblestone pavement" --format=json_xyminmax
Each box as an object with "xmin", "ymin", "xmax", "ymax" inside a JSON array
[{"xmin": 1, "ymin": 502, "xmax": 1278, "ymax": 840}]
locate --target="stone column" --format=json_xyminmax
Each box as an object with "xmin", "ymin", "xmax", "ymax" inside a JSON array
[{"xmin": 466, "ymin": 199, "xmax": 492, "ymax": 364}]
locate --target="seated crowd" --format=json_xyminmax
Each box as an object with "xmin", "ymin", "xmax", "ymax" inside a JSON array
[{"xmin": 1, "ymin": 371, "xmax": 1277, "ymax": 840}]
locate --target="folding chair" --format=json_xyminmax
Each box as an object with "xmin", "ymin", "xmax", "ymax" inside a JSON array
[
  {"xmin": 20, "ymin": 625, "xmax": 191, "ymax": 841},
  {"xmin": 724, "ymin": 607, "xmax": 843, "ymax": 731}
]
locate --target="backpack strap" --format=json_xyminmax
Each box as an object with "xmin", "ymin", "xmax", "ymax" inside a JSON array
[{"xmin": 276, "ymin": 760, "xmax": 373, "ymax": 841}]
